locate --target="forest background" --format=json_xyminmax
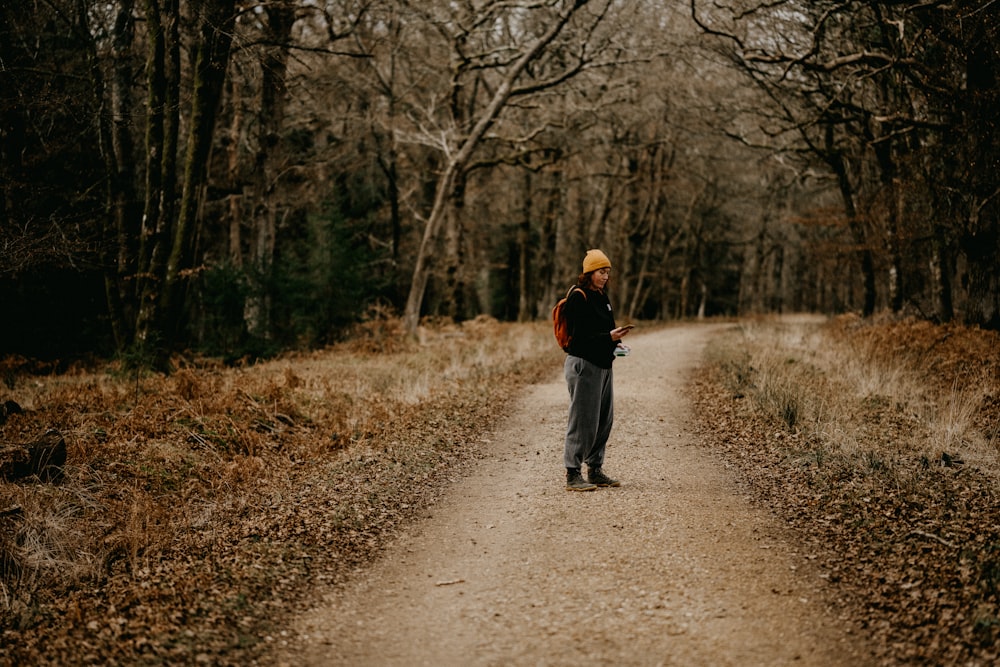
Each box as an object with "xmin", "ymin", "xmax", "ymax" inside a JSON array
[
  {"xmin": 1, "ymin": 0, "xmax": 999, "ymax": 365},
  {"xmin": 3, "ymin": 2, "xmax": 1000, "ymax": 664}
]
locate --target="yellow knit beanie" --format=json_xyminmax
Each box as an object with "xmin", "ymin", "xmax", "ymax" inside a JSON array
[{"xmin": 582, "ymin": 249, "xmax": 611, "ymax": 273}]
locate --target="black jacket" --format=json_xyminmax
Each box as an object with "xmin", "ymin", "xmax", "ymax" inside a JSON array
[{"xmin": 565, "ymin": 286, "xmax": 617, "ymax": 368}]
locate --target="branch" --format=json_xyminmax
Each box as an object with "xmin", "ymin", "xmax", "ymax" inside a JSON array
[
  {"xmin": 233, "ymin": 38, "xmax": 372, "ymax": 59},
  {"xmin": 906, "ymin": 529, "xmax": 956, "ymax": 549},
  {"xmin": 510, "ymin": 58, "xmax": 586, "ymax": 97},
  {"xmin": 689, "ymin": 0, "xmax": 745, "ymax": 51}
]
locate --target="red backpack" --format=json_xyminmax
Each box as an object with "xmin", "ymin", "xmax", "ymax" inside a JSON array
[{"xmin": 552, "ymin": 286, "xmax": 586, "ymax": 351}]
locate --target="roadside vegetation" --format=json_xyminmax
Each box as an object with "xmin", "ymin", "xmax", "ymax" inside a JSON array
[
  {"xmin": 3, "ymin": 315, "xmax": 1000, "ymax": 665},
  {"xmin": 692, "ymin": 315, "xmax": 1000, "ymax": 666},
  {"xmin": 0, "ymin": 316, "xmax": 556, "ymax": 665}
]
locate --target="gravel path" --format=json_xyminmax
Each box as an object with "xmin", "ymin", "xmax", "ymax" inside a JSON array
[{"xmin": 274, "ymin": 324, "xmax": 875, "ymax": 666}]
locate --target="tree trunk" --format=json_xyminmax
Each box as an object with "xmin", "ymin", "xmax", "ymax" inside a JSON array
[
  {"xmin": 244, "ymin": 2, "xmax": 294, "ymax": 339},
  {"xmin": 139, "ymin": 0, "xmax": 165, "ymax": 280},
  {"xmin": 961, "ymin": 205, "xmax": 1000, "ymax": 329},
  {"xmin": 366, "ymin": 7, "xmax": 403, "ymax": 302},
  {"xmin": 532, "ymin": 170, "xmax": 562, "ymax": 318},
  {"xmin": 740, "ymin": 223, "xmax": 766, "ymax": 315},
  {"xmin": 617, "ymin": 154, "xmax": 640, "ymax": 317},
  {"xmin": 678, "ymin": 245, "xmax": 690, "ymax": 320},
  {"xmin": 136, "ymin": 0, "xmax": 181, "ymax": 353},
  {"xmin": 104, "ymin": 0, "xmax": 139, "ymax": 351},
  {"xmin": 588, "ymin": 166, "xmax": 619, "ymax": 249},
  {"xmin": 80, "ymin": 0, "xmax": 135, "ymax": 352},
  {"xmin": 226, "ymin": 73, "xmax": 244, "ymax": 266},
  {"xmin": 871, "ymin": 134, "xmax": 904, "ymax": 313},
  {"xmin": 543, "ymin": 169, "xmax": 568, "ymax": 316},
  {"xmin": 517, "ymin": 170, "xmax": 532, "ymax": 322},
  {"xmin": 159, "ymin": 0, "xmax": 237, "ymax": 346},
  {"xmin": 770, "ymin": 243, "xmax": 784, "ymax": 314},
  {"xmin": 627, "ymin": 148, "xmax": 662, "ymax": 320},
  {"xmin": 444, "ymin": 171, "xmax": 468, "ymax": 320},
  {"xmin": 825, "ymin": 126, "xmax": 876, "ymax": 317},
  {"xmin": 959, "ymin": 17, "xmax": 1000, "ymax": 329},
  {"xmin": 375, "ymin": 122, "xmax": 402, "ymax": 302},
  {"xmin": 930, "ymin": 223, "xmax": 954, "ymax": 322}
]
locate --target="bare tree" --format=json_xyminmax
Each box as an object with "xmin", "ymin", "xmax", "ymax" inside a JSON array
[{"xmin": 398, "ymin": 0, "xmax": 617, "ymax": 336}]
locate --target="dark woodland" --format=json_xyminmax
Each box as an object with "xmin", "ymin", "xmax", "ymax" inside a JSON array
[{"xmin": 2, "ymin": 0, "xmax": 998, "ymax": 363}]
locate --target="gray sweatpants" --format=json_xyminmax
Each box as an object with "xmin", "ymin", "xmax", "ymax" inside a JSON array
[{"xmin": 563, "ymin": 355, "xmax": 614, "ymax": 470}]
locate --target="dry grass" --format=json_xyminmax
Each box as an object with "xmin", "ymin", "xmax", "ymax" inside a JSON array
[
  {"xmin": 0, "ymin": 316, "xmax": 557, "ymax": 665},
  {"xmin": 8, "ymin": 312, "xmax": 999, "ymax": 664},
  {"xmin": 695, "ymin": 314, "xmax": 1000, "ymax": 665},
  {"xmin": 708, "ymin": 314, "xmax": 1000, "ymax": 478}
]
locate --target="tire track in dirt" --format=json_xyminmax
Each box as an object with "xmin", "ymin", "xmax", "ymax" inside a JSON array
[{"xmin": 272, "ymin": 324, "xmax": 875, "ymax": 666}]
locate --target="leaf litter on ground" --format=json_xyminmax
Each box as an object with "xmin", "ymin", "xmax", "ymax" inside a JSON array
[
  {"xmin": 0, "ymin": 317, "xmax": 556, "ymax": 666},
  {"xmin": 689, "ymin": 314, "xmax": 1000, "ymax": 666},
  {"xmin": 3, "ymin": 313, "xmax": 1000, "ymax": 666}
]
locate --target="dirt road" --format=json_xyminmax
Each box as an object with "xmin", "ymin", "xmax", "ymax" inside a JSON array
[{"xmin": 273, "ymin": 324, "xmax": 875, "ymax": 666}]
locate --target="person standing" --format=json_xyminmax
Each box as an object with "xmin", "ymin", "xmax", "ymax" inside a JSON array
[{"xmin": 562, "ymin": 249, "xmax": 631, "ymax": 492}]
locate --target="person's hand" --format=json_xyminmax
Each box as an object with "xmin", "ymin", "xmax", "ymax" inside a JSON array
[{"xmin": 611, "ymin": 326, "xmax": 632, "ymax": 341}]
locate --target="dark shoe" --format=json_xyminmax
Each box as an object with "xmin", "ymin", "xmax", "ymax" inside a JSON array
[
  {"xmin": 588, "ymin": 467, "xmax": 620, "ymax": 487},
  {"xmin": 566, "ymin": 469, "xmax": 597, "ymax": 492}
]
